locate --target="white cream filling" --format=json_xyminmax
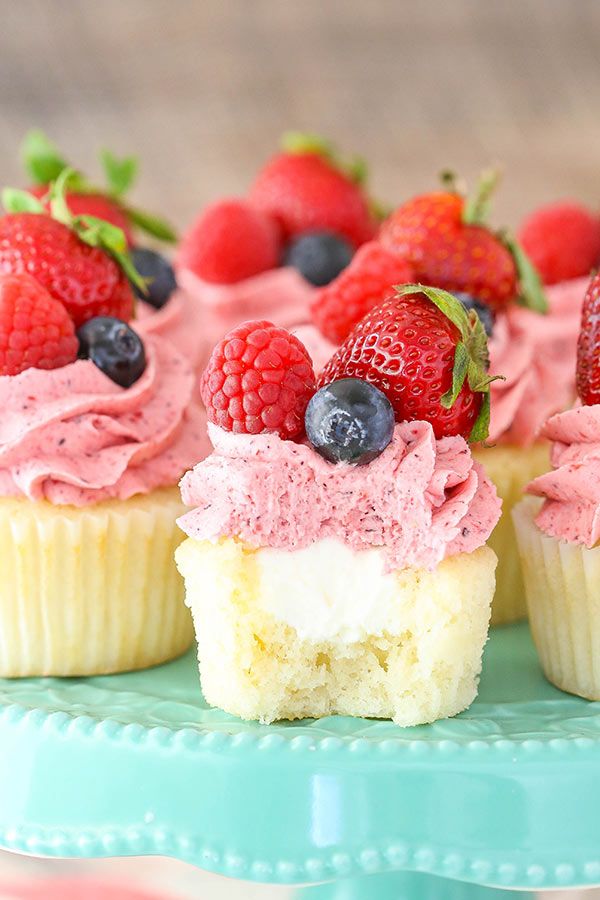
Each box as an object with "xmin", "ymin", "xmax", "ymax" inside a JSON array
[{"xmin": 255, "ymin": 537, "xmax": 403, "ymax": 643}]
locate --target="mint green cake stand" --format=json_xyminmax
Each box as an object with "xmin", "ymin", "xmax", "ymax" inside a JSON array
[{"xmin": 0, "ymin": 624, "xmax": 598, "ymax": 899}]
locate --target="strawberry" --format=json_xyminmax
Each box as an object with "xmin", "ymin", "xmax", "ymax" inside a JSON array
[
  {"xmin": 379, "ymin": 172, "xmax": 547, "ymax": 313},
  {"xmin": 518, "ymin": 200, "xmax": 600, "ymax": 285},
  {"xmin": 21, "ymin": 129, "xmax": 177, "ymax": 244},
  {"xmin": 576, "ymin": 273, "xmax": 600, "ymax": 405},
  {"xmin": 0, "ymin": 273, "xmax": 78, "ymax": 375},
  {"xmin": 177, "ymin": 199, "xmax": 280, "ymax": 284},
  {"xmin": 28, "ymin": 184, "xmax": 134, "ymax": 245},
  {"xmin": 318, "ymin": 284, "xmax": 496, "ymax": 441},
  {"xmin": 201, "ymin": 320, "xmax": 316, "ymax": 438},
  {"xmin": 310, "ymin": 241, "xmax": 414, "ymax": 343},
  {"xmin": 248, "ymin": 132, "xmax": 377, "ymax": 248}
]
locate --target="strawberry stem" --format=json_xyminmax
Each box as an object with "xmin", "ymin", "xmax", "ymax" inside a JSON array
[{"xmin": 462, "ymin": 168, "xmax": 501, "ymax": 226}]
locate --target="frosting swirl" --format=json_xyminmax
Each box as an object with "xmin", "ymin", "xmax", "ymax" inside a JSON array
[
  {"xmin": 528, "ymin": 404, "xmax": 600, "ymax": 546},
  {"xmin": 136, "ymin": 291, "xmax": 208, "ymax": 372},
  {"xmin": 0, "ymin": 334, "xmax": 209, "ymax": 506},
  {"xmin": 488, "ymin": 277, "xmax": 586, "ymax": 445},
  {"xmin": 178, "ymin": 421, "xmax": 501, "ymax": 572}
]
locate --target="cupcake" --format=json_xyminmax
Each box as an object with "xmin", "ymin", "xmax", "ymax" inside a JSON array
[
  {"xmin": 176, "ymin": 287, "xmax": 501, "ymax": 725},
  {"xmin": 307, "ymin": 173, "xmax": 588, "ymax": 625},
  {"xmin": 513, "ymin": 272, "xmax": 600, "ymax": 698},
  {"xmin": 0, "ymin": 196, "xmax": 208, "ymax": 676},
  {"xmin": 174, "ymin": 133, "xmax": 378, "ymax": 369}
]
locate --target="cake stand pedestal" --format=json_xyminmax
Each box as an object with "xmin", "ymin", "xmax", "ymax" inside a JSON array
[{"xmin": 0, "ymin": 624, "xmax": 598, "ymax": 900}]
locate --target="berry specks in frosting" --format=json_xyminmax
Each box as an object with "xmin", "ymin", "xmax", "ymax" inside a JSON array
[
  {"xmin": 77, "ymin": 316, "xmax": 146, "ymax": 388},
  {"xmin": 200, "ymin": 320, "xmax": 316, "ymax": 439},
  {"xmin": 305, "ymin": 377, "xmax": 394, "ymax": 465}
]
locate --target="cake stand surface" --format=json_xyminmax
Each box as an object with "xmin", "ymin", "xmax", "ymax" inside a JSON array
[{"xmin": 0, "ymin": 624, "xmax": 598, "ymax": 900}]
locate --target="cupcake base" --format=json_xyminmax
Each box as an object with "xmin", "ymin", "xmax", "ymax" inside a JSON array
[
  {"xmin": 513, "ymin": 497, "xmax": 600, "ymax": 700},
  {"xmin": 474, "ymin": 442, "xmax": 549, "ymax": 626},
  {"xmin": 176, "ymin": 537, "xmax": 497, "ymax": 726},
  {"xmin": 0, "ymin": 487, "xmax": 193, "ymax": 677}
]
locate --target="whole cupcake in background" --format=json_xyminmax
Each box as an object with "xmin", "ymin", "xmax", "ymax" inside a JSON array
[
  {"xmin": 514, "ymin": 271, "xmax": 600, "ymax": 700},
  {"xmin": 176, "ymin": 286, "xmax": 501, "ymax": 726},
  {"xmin": 309, "ymin": 170, "xmax": 585, "ymax": 626},
  {"xmin": 175, "ymin": 132, "xmax": 379, "ymax": 367},
  {"xmin": 0, "ymin": 177, "xmax": 208, "ymax": 677},
  {"xmin": 20, "ymin": 130, "xmax": 211, "ymax": 372}
]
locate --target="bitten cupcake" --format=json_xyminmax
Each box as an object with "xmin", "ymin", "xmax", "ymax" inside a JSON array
[
  {"xmin": 174, "ymin": 133, "xmax": 378, "ymax": 368},
  {"xmin": 514, "ymin": 272, "xmax": 600, "ymax": 699},
  {"xmin": 0, "ymin": 196, "xmax": 208, "ymax": 676},
  {"xmin": 176, "ymin": 287, "xmax": 501, "ymax": 725}
]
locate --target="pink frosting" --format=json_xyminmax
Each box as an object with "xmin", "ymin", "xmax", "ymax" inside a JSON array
[
  {"xmin": 528, "ymin": 404, "xmax": 600, "ymax": 546},
  {"xmin": 136, "ymin": 291, "xmax": 208, "ymax": 372},
  {"xmin": 488, "ymin": 277, "xmax": 587, "ymax": 445},
  {"xmin": 178, "ymin": 421, "xmax": 501, "ymax": 572},
  {"xmin": 0, "ymin": 334, "xmax": 210, "ymax": 506}
]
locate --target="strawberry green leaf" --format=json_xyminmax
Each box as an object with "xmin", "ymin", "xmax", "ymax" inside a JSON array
[
  {"xmin": 100, "ymin": 149, "xmax": 138, "ymax": 198},
  {"xmin": 441, "ymin": 341, "xmax": 469, "ymax": 408},
  {"xmin": 281, "ymin": 131, "xmax": 334, "ymax": 158},
  {"xmin": 394, "ymin": 283, "xmax": 500, "ymax": 442},
  {"xmin": 1, "ymin": 188, "xmax": 46, "ymax": 214},
  {"xmin": 469, "ymin": 391, "xmax": 491, "ymax": 443},
  {"xmin": 502, "ymin": 231, "xmax": 548, "ymax": 314},
  {"xmin": 21, "ymin": 129, "xmax": 68, "ymax": 185},
  {"xmin": 462, "ymin": 168, "xmax": 501, "ymax": 227},
  {"xmin": 126, "ymin": 205, "xmax": 178, "ymax": 243}
]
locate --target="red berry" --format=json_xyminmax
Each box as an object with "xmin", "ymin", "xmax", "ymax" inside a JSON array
[
  {"xmin": 249, "ymin": 151, "xmax": 376, "ymax": 248},
  {"xmin": 28, "ymin": 185, "xmax": 134, "ymax": 245},
  {"xmin": 310, "ymin": 241, "xmax": 414, "ymax": 343},
  {"xmin": 177, "ymin": 199, "xmax": 280, "ymax": 284},
  {"xmin": 518, "ymin": 201, "xmax": 600, "ymax": 285},
  {"xmin": 201, "ymin": 320, "xmax": 316, "ymax": 439},
  {"xmin": 576, "ymin": 272, "xmax": 600, "ymax": 406},
  {"xmin": 319, "ymin": 291, "xmax": 484, "ymax": 440},
  {"xmin": 380, "ymin": 191, "xmax": 518, "ymax": 311},
  {"xmin": 0, "ymin": 273, "xmax": 78, "ymax": 376},
  {"xmin": 0, "ymin": 213, "xmax": 134, "ymax": 328}
]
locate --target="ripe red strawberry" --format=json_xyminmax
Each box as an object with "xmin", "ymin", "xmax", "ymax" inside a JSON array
[
  {"xmin": 177, "ymin": 199, "xmax": 280, "ymax": 284},
  {"xmin": 201, "ymin": 320, "xmax": 316, "ymax": 438},
  {"xmin": 310, "ymin": 242, "xmax": 414, "ymax": 343},
  {"xmin": 28, "ymin": 184, "xmax": 134, "ymax": 245},
  {"xmin": 0, "ymin": 213, "xmax": 134, "ymax": 328},
  {"xmin": 518, "ymin": 201, "xmax": 600, "ymax": 285},
  {"xmin": 318, "ymin": 285, "xmax": 494, "ymax": 441},
  {"xmin": 379, "ymin": 174, "xmax": 546, "ymax": 313},
  {"xmin": 0, "ymin": 273, "xmax": 78, "ymax": 375},
  {"xmin": 249, "ymin": 134, "xmax": 377, "ymax": 248},
  {"xmin": 576, "ymin": 272, "xmax": 600, "ymax": 405}
]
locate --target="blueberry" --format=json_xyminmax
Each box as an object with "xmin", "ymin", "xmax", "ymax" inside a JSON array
[
  {"xmin": 130, "ymin": 247, "xmax": 177, "ymax": 309},
  {"xmin": 305, "ymin": 378, "xmax": 395, "ymax": 465},
  {"xmin": 454, "ymin": 292, "xmax": 495, "ymax": 337},
  {"xmin": 283, "ymin": 230, "xmax": 353, "ymax": 286},
  {"xmin": 77, "ymin": 317, "xmax": 146, "ymax": 388}
]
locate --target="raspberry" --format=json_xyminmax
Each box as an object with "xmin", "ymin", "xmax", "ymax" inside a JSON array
[
  {"xmin": 518, "ymin": 201, "xmax": 600, "ymax": 285},
  {"xmin": 0, "ymin": 273, "xmax": 78, "ymax": 376},
  {"xmin": 177, "ymin": 199, "xmax": 280, "ymax": 284},
  {"xmin": 201, "ymin": 320, "xmax": 316, "ymax": 439},
  {"xmin": 310, "ymin": 242, "xmax": 414, "ymax": 343}
]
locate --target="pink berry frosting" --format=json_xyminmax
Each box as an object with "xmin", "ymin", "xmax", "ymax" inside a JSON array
[
  {"xmin": 0, "ymin": 333, "xmax": 209, "ymax": 506},
  {"xmin": 178, "ymin": 420, "xmax": 501, "ymax": 572}
]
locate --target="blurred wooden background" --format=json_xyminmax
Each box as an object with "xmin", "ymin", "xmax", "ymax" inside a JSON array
[{"xmin": 1, "ymin": 0, "xmax": 599, "ymax": 234}]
